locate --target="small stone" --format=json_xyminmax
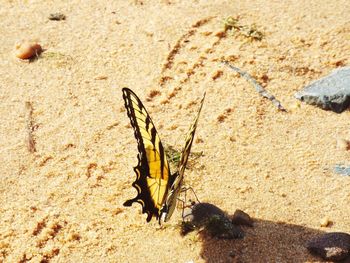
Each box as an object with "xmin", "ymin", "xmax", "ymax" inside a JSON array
[
  {"xmin": 320, "ymin": 217, "xmax": 332, "ymax": 227},
  {"xmin": 49, "ymin": 13, "xmax": 66, "ymax": 21},
  {"xmin": 306, "ymin": 232, "xmax": 350, "ymax": 261},
  {"xmin": 231, "ymin": 209, "xmax": 253, "ymax": 227},
  {"xmin": 15, "ymin": 41, "xmax": 42, "ymax": 60},
  {"xmin": 337, "ymin": 138, "xmax": 350, "ymax": 151},
  {"xmin": 334, "ymin": 164, "xmax": 350, "ymax": 176}
]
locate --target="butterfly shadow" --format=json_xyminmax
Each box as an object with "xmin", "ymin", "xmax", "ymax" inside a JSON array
[{"xmin": 197, "ymin": 217, "xmax": 331, "ymax": 263}]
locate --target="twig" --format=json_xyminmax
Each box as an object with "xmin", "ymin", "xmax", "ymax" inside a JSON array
[
  {"xmin": 222, "ymin": 61, "xmax": 286, "ymax": 112},
  {"xmin": 25, "ymin": 101, "xmax": 36, "ymax": 152}
]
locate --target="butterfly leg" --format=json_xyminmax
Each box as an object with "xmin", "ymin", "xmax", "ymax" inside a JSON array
[
  {"xmin": 181, "ymin": 186, "xmax": 200, "ymax": 204},
  {"xmin": 177, "ymin": 186, "xmax": 201, "ymax": 221},
  {"xmin": 176, "ymin": 197, "xmax": 187, "ymax": 221},
  {"xmin": 174, "ymin": 189, "xmax": 191, "ymax": 221}
]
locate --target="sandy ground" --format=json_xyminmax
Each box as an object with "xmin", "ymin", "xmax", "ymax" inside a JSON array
[{"xmin": 1, "ymin": 0, "xmax": 350, "ymax": 262}]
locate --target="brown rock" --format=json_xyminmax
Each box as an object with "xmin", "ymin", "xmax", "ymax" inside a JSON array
[
  {"xmin": 337, "ymin": 138, "xmax": 350, "ymax": 151},
  {"xmin": 320, "ymin": 217, "xmax": 332, "ymax": 227},
  {"xmin": 307, "ymin": 232, "xmax": 350, "ymax": 261},
  {"xmin": 231, "ymin": 209, "xmax": 253, "ymax": 227},
  {"xmin": 15, "ymin": 41, "xmax": 42, "ymax": 59}
]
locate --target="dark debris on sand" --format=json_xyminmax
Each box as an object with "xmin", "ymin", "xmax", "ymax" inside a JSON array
[
  {"xmin": 306, "ymin": 232, "xmax": 350, "ymax": 261},
  {"xmin": 181, "ymin": 202, "xmax": 252, "ymax": 239}
]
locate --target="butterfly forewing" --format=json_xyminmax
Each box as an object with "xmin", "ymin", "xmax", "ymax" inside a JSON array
[{"xmin": 122, "ymin": 88, "xmax": 172, "ymax": 222}]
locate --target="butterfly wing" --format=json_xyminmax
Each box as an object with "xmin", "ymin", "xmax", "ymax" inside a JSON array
[
  {"xmin": 178, "ymin": 92, "xmax": 206, "ymax": 179},
  {"xmin": 122, "ymin": 88, "xmax": 172, "ymax": 222},
  {"xmin": 160, "ymin": 92, "xmax": 206, "ymax": 222}
]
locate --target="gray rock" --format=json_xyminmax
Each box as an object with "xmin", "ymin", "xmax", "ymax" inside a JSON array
[
  {"xmin": 334, "ymin": 164, "xmax": 350, "ymax": 176},
  {"xmin": 295, "ymin": 67, "xmax": 350, "ymax": 113},
  {"xmin": 182, "ymin": 202, "xmax": 244, "ymax": 239},
  {"xmin": 306, "ymin": 232, "xmax": 350, "ymax": 261}
]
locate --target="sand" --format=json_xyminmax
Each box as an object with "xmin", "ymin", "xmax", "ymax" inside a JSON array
[{"xmin": 1, "ymin": 0, "xmax": 349, "ymax": 262}]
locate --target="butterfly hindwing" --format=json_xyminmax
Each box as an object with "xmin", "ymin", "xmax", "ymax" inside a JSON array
[
  {"xmin": 122, "ymin": 88, "xmax": 172, "ymax": 222},
  {"xmin": 160, "ymin": 92, "xmax": 206, "ymax": 222},
  {"xmin": 178, "ymin": 92, "xmax": 206, "ymax": 178}
]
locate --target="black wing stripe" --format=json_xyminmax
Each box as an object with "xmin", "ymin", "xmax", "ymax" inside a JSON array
[{"xmin": 158, "ymin": 140, "xmax": 166, "ymax": 180}]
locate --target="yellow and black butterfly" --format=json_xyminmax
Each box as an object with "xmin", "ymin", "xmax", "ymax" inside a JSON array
[{"xmin": 122, "ymin": 88, "xmax": 205, "ymax": 223}]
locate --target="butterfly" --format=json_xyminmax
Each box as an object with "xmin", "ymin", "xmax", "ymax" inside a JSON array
[{"xmin": 122, "ymin": 88, "xmax": 205, "ymax": 223}]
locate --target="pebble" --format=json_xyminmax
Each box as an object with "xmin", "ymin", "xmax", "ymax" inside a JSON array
[
  {"xmin": 334, "ymin": 164, "xmax": 350, "ymax": 176},
  {"xmin": 15, "ymin": 41, "xmax": 42, "ymax": 59},
  {"xmin": 231, "ymin": 209, "xmax": 253, "ymax": 227},
  {"xmin": 49, "ymin": 13, "xmax": 66, "ymax": 21},
  {"xmin": 306, "ymin": 232, "xmax": 350, "ymax": 261},
  {"xmin": 320, "ymin": 217, "xmax": 332, "ymax": 227},
  {"xmin": 337, "ymin": 138, "xmax": 350, "ymax": 151}
]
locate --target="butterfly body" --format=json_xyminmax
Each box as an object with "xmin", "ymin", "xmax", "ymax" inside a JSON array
[{"xmin": 122, "ymin": 88, "xmax": 205, "ymax": 223}]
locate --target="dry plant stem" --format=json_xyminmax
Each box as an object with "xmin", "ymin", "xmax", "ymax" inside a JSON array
[
  {"xmin": 25, "ymin": 101, "xmax": 36, "ymax": 153},
  {"xmin": 222, "ymin": 61, "xmax": 287, "ymax": 112}
]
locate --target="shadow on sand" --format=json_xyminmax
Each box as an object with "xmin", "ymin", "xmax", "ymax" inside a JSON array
[{"xmin": 197, "ymin": 217, "xmax": 339, "ymax": 263}]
